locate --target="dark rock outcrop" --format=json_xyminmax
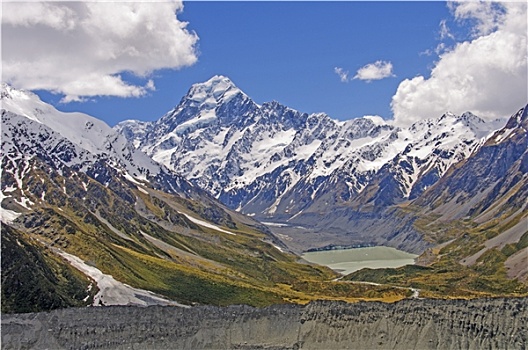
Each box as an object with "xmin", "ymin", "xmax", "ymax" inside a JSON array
[{"xmin": 2, "ymin": 298, "xmax": 526, "ymax": 349}]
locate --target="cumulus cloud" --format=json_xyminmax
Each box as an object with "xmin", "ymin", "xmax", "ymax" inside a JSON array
[
  {"xmin": 392, "ymin": 2, "xmax": 527, "ymax": 126},
  {"xmin": 448, "ymin": 1, "xmax": 505, "ymax": 36},
  {"xmin": 353, "ymin": 61, "xmax": 395, "ymax": 82},
  {"xmin": 2, "ymin": 1, "xmax": 198, "ymax": 102},
  {"xmin": 334, "ymin": 67, "xmax": 350, "ymax": 83}
]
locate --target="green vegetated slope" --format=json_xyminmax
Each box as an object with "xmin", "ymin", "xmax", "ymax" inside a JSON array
[
  {"xmin": 1, "ymin": 156, "xmax": 411, "ymax": 314},
  {"xmin": 346, "ymin": 106, "xmax": 528, "ymax": 298},
  {"xmin": 1, "ymin": 224, "xmax": 97, "ymax": 313}
]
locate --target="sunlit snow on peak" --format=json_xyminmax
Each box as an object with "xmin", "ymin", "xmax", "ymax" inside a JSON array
[{"xmin": 187, "ymin": 75, "xmax": 244, "ymax": 107}]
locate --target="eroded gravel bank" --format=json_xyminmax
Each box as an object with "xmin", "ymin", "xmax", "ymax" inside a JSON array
[{"xmin": 2, "ymin": 298, "xmax": 526, "ymax": 349}]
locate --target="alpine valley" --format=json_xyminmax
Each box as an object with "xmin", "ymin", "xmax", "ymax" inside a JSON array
[{"xmin": 1, "ymin": 76, "xmax": 527, "ymax": 317}]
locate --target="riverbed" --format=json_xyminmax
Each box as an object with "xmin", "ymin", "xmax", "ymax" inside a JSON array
[{"xmin": 301, "ymin": 246, "xmax": 418, "ymax": 275}]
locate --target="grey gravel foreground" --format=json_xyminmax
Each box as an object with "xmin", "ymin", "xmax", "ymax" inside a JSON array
[{"xmin": 2, "ymin": 298, "xmax": 527, "ymax": 349}]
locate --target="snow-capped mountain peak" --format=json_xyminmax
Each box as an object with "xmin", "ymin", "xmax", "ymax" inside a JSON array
[
  {"xmin": 1, "ymin": 83, "xmax": 116, "ymax": 157},
  {"xmin": 171, "ymin": 75, "xmax": 250, "ymax": 122},
  {"xmin": 145, "ymin": 76, "xmax": 258, "ymax": 141},
  {"xmin": 186, "ymin": 75, "xmax": 244, "ymax": 106},
  {"xmin": 488, "ymin": 104, "xmax": 528, "ymax": 145},
  {"xmin": 1, "ymin": 83, "xmax": 61, "ymax": 125}
]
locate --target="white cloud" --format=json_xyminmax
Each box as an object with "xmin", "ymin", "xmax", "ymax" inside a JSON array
[
  {"xmin": 448, "ymin": 1, "xmax": 505, "ymax": 37},
  {"xmin": 353, "ymin": 61, "xmax": 395, "ymax": 82},
  {"xmin": 334, "ymin": 67, "xmax": 350, "ymax": 83},
  {"xmin": 421, "ymin": 19, "xmax": 456, "ymax": 57},
  {"xmin": 391, "ymin": 2, "xmax": 527, "ymax": 126},
  {"xmin": 439, "ymin": 19, "xmax": 454, "ymax": 40},
  {"xmin": 2, "ymin": 2, "xmax": 77, "ymax": 30},
  {"xmin": 2, "ymin": 1, "xmax": 198, "ymax": 101}
]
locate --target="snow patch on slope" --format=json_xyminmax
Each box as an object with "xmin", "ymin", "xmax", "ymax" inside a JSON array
[
  {"xmin": 178, "ymin": 211, "xmax": 236, "ymax": 235},
  {"xmin": 58, "ymin": 250, "xmax": 187, "ymax": 307},
  {"xmin": 0, "ymin": 191, "xmax": 20, "ymax": 224}
]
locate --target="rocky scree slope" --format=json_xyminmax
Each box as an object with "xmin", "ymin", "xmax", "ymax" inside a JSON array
[
  {"xmin": 116, "ymin": 76, "xmax": 506, "ymax": 252},
  {"xmin": 2, "ymin": 297, "xmax": 526, "ymax": 350}
]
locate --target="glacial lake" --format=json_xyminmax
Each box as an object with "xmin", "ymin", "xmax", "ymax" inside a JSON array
[{"xmin": 301, "ymin": 246, "xmax": 418, "ymax": 275}]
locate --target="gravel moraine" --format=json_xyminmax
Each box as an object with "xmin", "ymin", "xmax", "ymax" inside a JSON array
[{"xmin": 2, "ymin": 297, "xmax": 526, "ymax": 349}]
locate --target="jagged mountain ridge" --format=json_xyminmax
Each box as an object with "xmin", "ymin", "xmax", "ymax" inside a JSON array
[
  {"xmin": 117, "ymin": 75, "xmax": 506, "ymax": 222},
  {"xmin": 416, "ymin": 105, "xmax": 528, "ymax": 221}
]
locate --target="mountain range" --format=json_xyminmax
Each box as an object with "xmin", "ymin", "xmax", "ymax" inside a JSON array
[
  {"xmin": 1, "ymin": 77, "xmax": 527, "ymax": 312},
  {"xmin": 116, "ymin": 75, "xmax": 514, "ymax": 252}
]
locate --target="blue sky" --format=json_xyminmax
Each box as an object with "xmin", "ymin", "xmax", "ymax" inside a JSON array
[{"xmin": 3, "ymin": 1, "xmax": 527, "ymax": 126}]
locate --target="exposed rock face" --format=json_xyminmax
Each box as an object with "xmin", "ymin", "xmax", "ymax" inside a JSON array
[{"xmin": 2, "ymin": 298, "xmax": 526, "ymax": 349}]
